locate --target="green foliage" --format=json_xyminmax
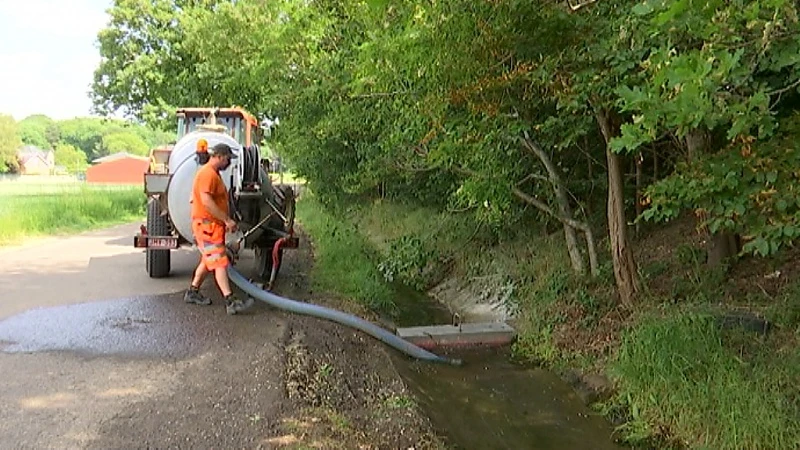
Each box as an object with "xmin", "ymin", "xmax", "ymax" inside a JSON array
[
  {"xmin": 17, "ymin": 115, "xmax": 61, "ymax": 149},
  {"xmin": 53, "ymin": 143, "xmax": 88, "ymax": 174},
  {"xmin": 0, "ymin": 114, "xmax": 22, "ymax": 173},
  {"xmin": 352, "ymin": 198, "xmax": 486, "ymax": 293},
  {"xmin": 377, "ymin": 235, "xmax": 436, "ymax": 291},
  {"xmin": 59, "ymin": 117, "xmax": 163, "ymax": 160},
  {"xmin": 611, "ymin": 0, "xmax": 800, "ymax": 153},
  {"xmin": 92, "ymin": 0, "xmax": 195, "ymax": 126},
  {"xmin": 91, "ymin": 0, "xmax": 610, "ymax": 229},
  {"xmin": 100, "ymin": 131, "xmax": 150, "ymax": 156},
  {"xmin": 607, "ymin": 312, "xmax": 800, "ymax": 449},
  {"xmin": 643, "ymin": 113, "xmax": 800, "ymax": 257},
  {"xmin": 613, "ymin": 0, "xmax": 800, "ymax": 260},
  {"xmin": 3, "ymin": 114, "xmax": 170, "ymax": 166},
  {"xmin": 57, "ymin": 117, "xmax": 110, "ymax": 159},
  {"xmin": 295, "ymin": 192, "xmax": 395, "ymax": 314}
]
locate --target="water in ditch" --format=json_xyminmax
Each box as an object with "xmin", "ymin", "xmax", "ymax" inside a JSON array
[{"xmin": 385, "ymin": 283, "xmax": 625, "ymax": 450}]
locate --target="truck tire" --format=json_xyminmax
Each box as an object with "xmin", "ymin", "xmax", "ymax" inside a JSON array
[
  {"xmin": 146, "ymin": 198, "xmax": 171, "ymax": 278},
  {"xmin": 275, "ymin": 184, "xmax": 296, "ymax": 232},
  {"xmin": 255, "ymin": 185, "xmax": 295, "ymax": 282},
  {"xmin": 255, "ymin": 244, "xmax": 283, "ymax": 281}
]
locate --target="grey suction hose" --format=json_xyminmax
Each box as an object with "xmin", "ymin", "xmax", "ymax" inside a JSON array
[{"xmin": 227, "ymin": 267, "xmax": 463, "ymax": 366}]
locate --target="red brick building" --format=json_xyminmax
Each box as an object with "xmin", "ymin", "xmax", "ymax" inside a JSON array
[{"xmin": 86, "ymin": 152, "xmax": 149, "ymax": 184}]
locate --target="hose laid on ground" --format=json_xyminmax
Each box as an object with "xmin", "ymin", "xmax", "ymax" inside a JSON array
[{"xmin": 227, "ymin": 267, "xmax": 463, "ymax": 366}]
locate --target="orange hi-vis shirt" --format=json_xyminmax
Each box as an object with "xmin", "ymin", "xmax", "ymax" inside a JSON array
[{"xmin": 190, "ymin": 164, "xmax": 229, "ymax": 222}]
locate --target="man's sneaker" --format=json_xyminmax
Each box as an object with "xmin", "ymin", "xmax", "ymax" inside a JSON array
[
  {"xmin": 184, "ymin": 288, "xmax": 211, "ymax": 306},
  {"xmin": 225, "ymin": 295, "xmax": 255, "ymax": 315}
]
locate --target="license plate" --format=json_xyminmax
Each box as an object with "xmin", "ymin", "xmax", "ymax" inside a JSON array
[
  {"xmin": 148, "ymin": 237, "xmax": 178, "ymax": 249},
  {"xmin": 135, "ymin": 235, "xmax": 178, "ymax": 249}
]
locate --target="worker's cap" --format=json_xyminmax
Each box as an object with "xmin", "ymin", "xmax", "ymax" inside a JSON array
[
  {"xmin": 209, "ymin": 142, "xmax": 238, "ymax": 159},
  {"xmin": 196, "ymin": 138, "xmax": 209, "ymax": 153}
]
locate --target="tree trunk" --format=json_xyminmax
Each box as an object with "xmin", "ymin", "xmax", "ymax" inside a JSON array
[
  {"xmin": 606, "ymin": 149, "xmax": 640, "ymax": 305},
  {"xmin": 685, "ymin": 128, "xmax": 708, "ymax": 164},
  {"xmin": 635, "ymin": 152, "xmax": 643, "ymax": 236},
  {"xmin": 653, "ymin": 146, "xmax": 659, "ymax": 180},
  {"xmin": 584, "ymin": 227, "xmax": 599, "ymax": 277},
  {"xmin": 585, "ymin": 135, "xmax": 594, "ymax": 218},
  {"xmin": 511, "ymin": 187, "xmax": 599, "ymax": 277},
  {"xmin": 686, "ymin": 128, "xmax": 740, "ymax": 267},
  {"xmin": 521, "ymin": 132, "xmax": 586, "ymax": 275},
  {"xmin": 563, "ymin": 222, "xmax": 586, "ymax": 274},
  {"xmin": 595, "ymin": 108, "xmax": 640, "ymax": 305},
  {"xmin": 707, "ymin": 232, "xmax": 741, "ymax": 267}
]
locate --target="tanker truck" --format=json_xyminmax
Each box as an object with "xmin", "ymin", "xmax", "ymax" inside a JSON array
[{"xmin": 134, "ymin": 106, "xmax": 298, "ymax": 289}]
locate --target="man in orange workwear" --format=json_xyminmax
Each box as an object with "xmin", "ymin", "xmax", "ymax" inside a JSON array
[{"xmin": 184, "ymin": 142, "xmax": 254, "ymax": 315}]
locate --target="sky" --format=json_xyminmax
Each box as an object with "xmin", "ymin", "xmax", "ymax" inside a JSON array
[{"xmin": 0, "ymin": 0, "xmax": 113, "ymax": 122}]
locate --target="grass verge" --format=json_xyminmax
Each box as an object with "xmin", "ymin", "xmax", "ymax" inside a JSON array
[
  {"xmin": 0, "ymin": 184, "xmax": 145, "ymax": 245},
  {"xmin": 295, "ymin": 192, "xmax": 395, "ymax": 314},
  {"xmin": 604, "ymin": 311, "xmax": 799, "ymax": 449},
  {"xmin": 302, "ymin": 197, "xmax": 800, "ymax": 450}
]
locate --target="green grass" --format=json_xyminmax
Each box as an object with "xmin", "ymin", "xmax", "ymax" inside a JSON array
[
  {"xmin": 269, "ymin": 171, "xmax": 307, "ymax": 186},
  {"xmin": 295, "ymin": 192, "xmax": 395, "ymax": 313},
  {"xmin": 0, "ymin": 181, "xmax": 145, "ymax": 245},
  {"xmin": 606, "ymin": 312, "xmax": 800, "ymax": 450},
  {"xmin": 350, "ymin": 200, "xmax": 482, "ymax": 291},
  {"xmin": 352, "ymin": 200, "xmax": 472, "ymax": 254}
]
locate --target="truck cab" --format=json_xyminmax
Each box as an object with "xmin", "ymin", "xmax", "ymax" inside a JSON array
[
  {"xmin": 147, "ymin": 106, "xmax": 266, "ymax": 179},
  {"xmin": 176, "ymin": 107, "xmax": 263, "ymax": 148}
]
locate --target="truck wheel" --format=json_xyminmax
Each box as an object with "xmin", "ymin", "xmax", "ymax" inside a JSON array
[
  {"xmin": 282, "ymin": 186, "xmax": 296, "ymax": 232},
  {"xmin": 146, "ymin": 198, "xmax": 171, "ymax": 278},
  {"xmin": 255, "ymin": 243, "xmax": 283, "ymax": 281},
  {"xmin": 275, "ymin": 184, "xmax": 296, "ymax": 232}
]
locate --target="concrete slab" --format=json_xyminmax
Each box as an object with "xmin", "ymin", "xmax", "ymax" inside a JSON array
[{"xmin": 396, "ymin": 322, "xmax": 516, "ymax": 350}]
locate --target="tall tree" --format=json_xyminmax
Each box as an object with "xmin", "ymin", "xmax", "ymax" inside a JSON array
[
  {"xmin": 54, "ymin": 143, "xmax": 88, "ymax": 174},
  {"xmin": 543, "ymin": 0, "xmax": 644, "ymax": 304},
  {"xmin": 99, "ymin": 131, "xmax": 151, "ymax": 157},
  {"xmin": 92, "ymin": 0, "xmax": 216, "ymax": 128},
  {"xmin": 19, "ymin": 115, "xmax": 60, "ymax": 149},
  {"xmin": 615, "ymin": 0, "xmax": 800, "ymax": 264},
  {"xmin": 0, "ymin": 114, "xmax": 22, "ymax": 173}
]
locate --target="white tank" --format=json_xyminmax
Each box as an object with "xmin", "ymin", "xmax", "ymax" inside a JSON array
[{"xmin": 166, "ymin": 130, "xmax": 244, "ymax": 244}]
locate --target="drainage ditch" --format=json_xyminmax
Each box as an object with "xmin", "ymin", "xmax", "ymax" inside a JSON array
[{"xmin": 385, "ymin": 284, "xmax": 625, "ymax": 450}]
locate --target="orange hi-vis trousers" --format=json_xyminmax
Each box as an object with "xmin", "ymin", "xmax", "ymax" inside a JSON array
[{"xmin": 191, "ymin": 218, "xmax": 230, "ymax": 270}]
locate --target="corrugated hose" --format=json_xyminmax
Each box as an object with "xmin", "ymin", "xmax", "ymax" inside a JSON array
[{"xmin": 227, "ymin": 266, "xmax": 463, "ymax": 366}]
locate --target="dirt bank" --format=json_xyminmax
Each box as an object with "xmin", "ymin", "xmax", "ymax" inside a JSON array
[
  {"xmin": 269, "ymin": 231, "xmax": 446, "ymax": 448},
  {"xmin": 227, "ymin": 227, "xmax": 446, "ymax": 449}
]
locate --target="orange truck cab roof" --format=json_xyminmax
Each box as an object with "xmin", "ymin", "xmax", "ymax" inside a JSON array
[
  {"xmin": 176, "ymin": 107, "xmax": 259, "ymax": 128},
  {"xmin": 175, "ymin": 106, "xmax": 263, "ymax": 147}
]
